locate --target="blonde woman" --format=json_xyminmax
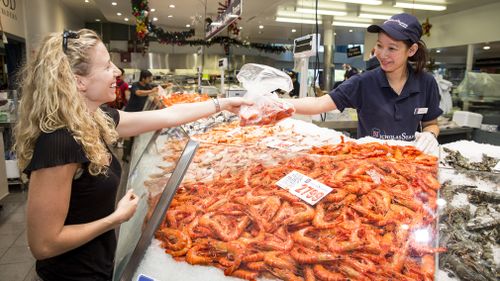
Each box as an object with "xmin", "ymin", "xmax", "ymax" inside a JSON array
[{"xmin": 14, "ymin": 29, "xmax": 251, "ymax": 281}]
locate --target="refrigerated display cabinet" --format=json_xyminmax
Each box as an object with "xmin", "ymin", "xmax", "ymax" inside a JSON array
[{"xmin": 112, "ymin": 136, "xmax": 466, "ymax": 281}]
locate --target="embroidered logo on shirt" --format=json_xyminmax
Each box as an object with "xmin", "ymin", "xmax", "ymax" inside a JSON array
[{"xmin": 371, "ymin": 128, "xmax": 415, "ymax": 141}]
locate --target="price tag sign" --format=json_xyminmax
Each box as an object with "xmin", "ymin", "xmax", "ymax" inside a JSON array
[
  {"xmin": 137, "ymin": 274, "xmax": 156, "ymax": 281},
  {"xmin": 276, "ymin": 171, "xmax": 332, "ymax": 205},
  {"xmin": 493, "ymin": 161, "xmax": 500, "ymax": 172},
  {"xmin": 263, "ymin": 137, "xmax": 295, "ymax": 149},
  {"xmin": 262, "ymin": 137, "xmax": 311, "ymax": 152}
]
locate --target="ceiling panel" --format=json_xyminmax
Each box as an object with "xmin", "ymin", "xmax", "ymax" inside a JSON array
[{"xmin": 63, "ymin": 0, "xmax": 500, "ymax": 60}]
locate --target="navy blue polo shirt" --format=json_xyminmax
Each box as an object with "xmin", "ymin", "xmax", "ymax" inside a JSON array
[{"xmin": 329, "ymin": 65, "xmax": 442, "ymax": 140}]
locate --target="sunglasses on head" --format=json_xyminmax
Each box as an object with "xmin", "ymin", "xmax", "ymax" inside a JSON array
[{"xmin": 62, "ymin": 30, "xmax": 79, "ymax": 54}]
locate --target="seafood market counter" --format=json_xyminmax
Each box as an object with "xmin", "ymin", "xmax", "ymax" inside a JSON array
[{"xmin": 113, "ymin": 119, "xmax": 500, "ymax": 281}]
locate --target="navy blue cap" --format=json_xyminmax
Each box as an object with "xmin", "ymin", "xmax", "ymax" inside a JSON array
[{"xmin": 367, "ymin": 13, "xmax": 422, "ymax": 44}]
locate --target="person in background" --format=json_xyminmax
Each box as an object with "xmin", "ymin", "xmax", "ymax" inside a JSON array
[
  {"xmin": 106, "ymin": 67, "xmax": 129, "ymax": 109},
  {"xmin": 286, "ymin": 13, "xmax": 442, "ymax": 154},
  {"xmin": 124, "ymin": 69, "xmax": 158, "ymax": 112},
  {"xmin": 13, "ymin": 29, "xmax": 252, "ymax": 281},
  {"xmin": 333, "ymin": 67, "xmax": 359, "ymax": 89},
  {"xmin": 122, "ymin": 69, "xmax": 158, "ymax": 160},
  {"xmin": 289, "ymin": 71, "xmax": 300, "ymax": 98},
  {"xmin": 366, "ymin": 48, "xmax": 380, "ymax": 71}
]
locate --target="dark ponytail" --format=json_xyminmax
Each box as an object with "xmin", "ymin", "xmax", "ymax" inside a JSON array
[{"xmin": 405, "ymin": 40, "xmax": 428, "ymax": 73}]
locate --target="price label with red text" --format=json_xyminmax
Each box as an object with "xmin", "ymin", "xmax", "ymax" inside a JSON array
[{"xmin": 276, "ymin": 171, "xmax": 332, "ymax": 205}]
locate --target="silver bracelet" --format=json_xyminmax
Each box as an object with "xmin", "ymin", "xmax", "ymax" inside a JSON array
[{"xmin": 212, "ymin": 98, "xmax": 221, "ymax": 112}]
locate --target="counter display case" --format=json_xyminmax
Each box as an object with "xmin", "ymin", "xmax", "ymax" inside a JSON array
[
  {"xmin": 113, "ymin": 127, "xmax": 198, "ymax": 281},
  {"xmin": 437, "ymin": 168, "xmax": 499, "ymax": 281},
  {"xmin": 113, "ymin": 126, "xmax": 472, "ymax": 280},
  {"xmin": 112, "ymin": 96, "xmax": 499, "ymax": 281}
]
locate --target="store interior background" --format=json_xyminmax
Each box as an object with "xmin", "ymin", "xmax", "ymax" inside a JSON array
[
  {"xmin": 0, "ymin": 0, "xmax": 499, "ymax": 280},
  {"xmin": 0, "ymin": 3, "xmax": 496, "ymax": 171},
  {"xmin": 19, "ymin": 0, "xmax": 500, "ymax": 78},
  {"xmin": 0, "ymin": 0, "xmax": 497, "ymax": 198}
]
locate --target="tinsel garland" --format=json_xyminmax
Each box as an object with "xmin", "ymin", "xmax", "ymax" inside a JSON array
[
  {"xmin": 154, "ymin": 36, "xmax": 289, "ymax": 54},
  {"xmin": 131, "ymin": 0, "xmax": 288, "ymax": 54}
]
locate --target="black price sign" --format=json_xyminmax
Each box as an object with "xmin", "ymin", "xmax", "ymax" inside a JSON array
[{"xmin": 347, "ymin": 46, "xmax": 362, "ymax": 58}]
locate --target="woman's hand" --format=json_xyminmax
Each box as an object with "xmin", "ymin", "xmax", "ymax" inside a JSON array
[
  {"xmin": 113, "ymin": 189, "xmax": 139, "ymax": 224},
  {"xmin": 219, "ymin": 97, "xmax": 254, "ymax": 114}
]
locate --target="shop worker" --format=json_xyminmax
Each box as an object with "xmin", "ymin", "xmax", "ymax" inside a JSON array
[
  {"xmin": 124, "ymin": 69, "xmax": 157, "ymax": 112},
  {"xmin": 106, "ymin": 67, "xmax": 129, "ymax": 109},
  {"xmin": 14, "ymin": 29, "xmax": 251, "ymax": 281},
  {"xmin": 333, "ymin": 67, "xmax": 359, "ymax": 89},
  {"xmin": 288, "ymin": 13, "xmax": 442, "ymax": 154}
]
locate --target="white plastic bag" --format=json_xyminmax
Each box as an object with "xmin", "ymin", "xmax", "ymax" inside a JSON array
[{"xmin": 237, "ymin": 64, "xmax": 295, "ymax": 126}]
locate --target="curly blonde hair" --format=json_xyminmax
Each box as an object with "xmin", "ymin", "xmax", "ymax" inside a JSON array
[{"xmin": 14, "ymin": 29, "xmax": 118, "ymax": 176}]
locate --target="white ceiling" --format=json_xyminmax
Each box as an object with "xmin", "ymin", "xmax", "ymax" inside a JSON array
[{"xmin": 62, "ymin": 0, "xmax": 500, "ymax": 59}]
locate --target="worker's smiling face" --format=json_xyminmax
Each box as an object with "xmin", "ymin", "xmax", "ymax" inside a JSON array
[{"xmin": 374, "ymin": 32, "xmax": 417, "ymax": 73}]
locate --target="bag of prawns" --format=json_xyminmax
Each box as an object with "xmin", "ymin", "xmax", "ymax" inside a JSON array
[{"xmin": 237, "ymin": 64, "xmax": 295, "ymax": 126}]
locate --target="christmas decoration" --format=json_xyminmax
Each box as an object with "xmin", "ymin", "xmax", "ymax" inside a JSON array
[
  {"xmin": 131, "ymin": 0, "xmax": 288, "ymax": 54},
  {"xmin": 422, "ymin": 17, "xmax": 432, "ymax": 37},
  {"xmin": 150, "ymin": 25, "xmax": 196, "ymax": 44},
  {"xmin": 131, "ymin": 0, "xmax": 150, "ymax": 40}
]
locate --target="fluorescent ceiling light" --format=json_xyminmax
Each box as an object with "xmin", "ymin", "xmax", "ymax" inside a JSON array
[
  {"xmin": 326, "ymin": 0, "xmax": 382, "ymax": 5},
  {"xmin": 394, "ymin": 2, "xmax": 446, "ymax": 11},
  {"xmin": 276, "ymin": 17, "xmax": 321, "ymax": 25},
  {"xmin": 483, "ymin": 46, "xmax": 491, "ymax": 50},
  {"xmin": 411, "ymin": 0, "xmax": 446, "ymax": 3},
  {"xmin": 296, "ymin": 7, "xmax": 347, "ymax": 16},
  {"xmin": 360, "ymin": 5, "xmax": 403, "ymax": 14},
  {"xmin": 436, "ymin": 49, "xmax": 441, "ymax": 53},
  {"xmin": 150, "ymin": 8, "xmax": 156, "ymax": 12},
  {"xmin": 116, "ymin": 12, "xmax": 122, "ymax": 16},
  {"xmin": 259, "ymin": 25, "xmax": 264, "ymax": 29},
  {"xmin": 292, "ymin": 29, "xmax": 297, "ymax": 32},
  {"xmin": 278, "ymin": 9, "xmax": 316, "ymax": 19},
  {"xmin": 333, "ymin": 16, "xmax": 372, "ymax": 23},
  {"xmin": 296, "ymin": 1, "xmax": 347, "ymax": 10},
  {"xmin": 124, "ymin": 18, "xmax": 129, "ymax": 21},
  {"xmin": 359, "ymin": 13, "xmax": 392, "ymax": 20},
  {"xmin": 186, "ymin": 24, "xmax": 190, "ymax": 27},
  {"xmin": 333, "ymin": 21, "xmax": 371, "ymax": 27},
  {"xmin": 111, "ymin": 2, "xmax": 117, "ymax": 6},
  {"xmin": 169, "ymin": 4, "xmax": 175, "ymax": 8},
  {"xmin": 153, "ymin": 17, "xmax": 158, "ymax": 21}
]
